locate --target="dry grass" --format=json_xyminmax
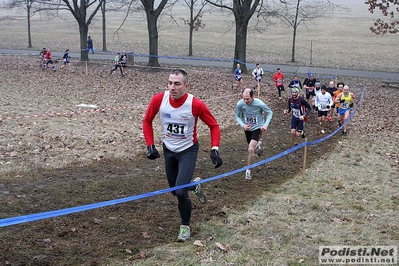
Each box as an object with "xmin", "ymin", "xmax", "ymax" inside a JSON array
[
  {"xmin": 0, "ymin": 1, "xmax": 398, "ymax": 265},
  {"xmin": 0, "ymin": 1, "xmax": 398, "ymax": 72},
  {"xmin": 125, "ymin": 107, "xmax": 398, "ymax": 266}
]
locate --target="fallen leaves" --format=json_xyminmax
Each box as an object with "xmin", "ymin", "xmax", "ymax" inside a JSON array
[
  {"xmin": 215, "ymin": 242, "xmax": 230, "ymax": 252},
  {"xmin": 193, "ymin": 240, "xmax": 205, "ymax": 247}
]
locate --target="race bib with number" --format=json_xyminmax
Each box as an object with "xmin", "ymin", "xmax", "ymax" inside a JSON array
[
  {"xmin": 292, "ymin": 109, "xmax": 301, "ymax": 118},
  {"xmin": 164, "ymin": 122, "xmax": 188, "ymax": 139},
  {"xmin": 245, "ymin": 115, "xmax": 258, "ymax": 126}
]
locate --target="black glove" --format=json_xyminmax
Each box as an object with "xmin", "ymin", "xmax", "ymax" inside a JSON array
[
  {"xmin": 349, "ymin": 102, "xmax": 354, "ymax": 108},
  {"xmin": 210, "ymin": 149, "xmax": 223, "ymax": 169},
  {"xmin": 340, "ymin": 99, "xmax": 345, "ymax": 103},
  {"xmin": 326, "ymin": 105, "xmax": 330, "ymax": 109},
  {"xmin": 147, "ymin": 144, "xmax": 160, "ymax": 160}
]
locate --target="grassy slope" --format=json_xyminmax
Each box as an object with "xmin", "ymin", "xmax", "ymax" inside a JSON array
[
  {"xmin": 103, "ymin": 88, "xmax": 399, "ymax": 266},
  {"xmin": 0, "ymin": 1, "xmax": 398, "ymax": 265}
]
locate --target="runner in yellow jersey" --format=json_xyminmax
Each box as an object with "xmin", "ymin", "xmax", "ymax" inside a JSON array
[{"xmin": 335, "ymin": 85, "xmax": 356, "ymax": 135}]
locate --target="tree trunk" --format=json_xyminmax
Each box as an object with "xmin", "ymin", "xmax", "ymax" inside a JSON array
[
  {"xmin": 233, "ymin": 21, "xmax": 248, "ymax": 73},
  {"xmin": 80, "ymin": 24, "xmax": 89, "ymax": 61},
  {"xmin": 146, "ymin": 11, "xmax": 160, "ymax": 67},
  {"xmin": 291, "ymin": 25, "xmax": 297, "ymax": 62},
  {"xmin": 101, "ymin": 0, "xmax": 106, "ymax": 51},
  {"xmin": 189, "ymin": 24, "xmax": 193, "ymax": 56},
  {"xmin": 188, "ymin": 3, "xmax": 194, "ymax": 56},
  {"xmin": 290, "ymin": 0, "xmax": 300, "ymax": 62},
  {"xmin": 27, "ymin": 4, "xmax": 32, "ymax": 48}
]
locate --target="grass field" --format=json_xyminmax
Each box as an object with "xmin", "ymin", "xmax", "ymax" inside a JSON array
[
  {"xmin": 0, "ymin": 1, "xmax": 398, "ymax": 265},
  {"xmin": 0, "ymin": 0, "xmax": 398, "ymax": 72}
]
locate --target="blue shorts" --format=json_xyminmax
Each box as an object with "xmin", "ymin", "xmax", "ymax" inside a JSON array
[{"xmin": 338, "ymin": 108, "xmax": 350, "ymax": 116}]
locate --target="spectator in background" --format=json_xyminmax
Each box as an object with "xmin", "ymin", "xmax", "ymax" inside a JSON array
[{"xmin": 87, "ymin": 36, "xmax": 94, "ymax": 54}]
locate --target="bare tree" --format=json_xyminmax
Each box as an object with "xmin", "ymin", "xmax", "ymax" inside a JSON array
[
  {"xmin": 101, "ymin": 0, "xmax": 107, "ymax": 51},
  {"xmin": 99, "ymin": 0, "xmax": 136, "ymax": 52},
  {"xmin": 140, "ymin": 0, "xmax": 170, "ymax": 67},
  {"xmin": 205, "ymin": 0, "xmax": 262, "ymax": 73},
  {"xmin": 264, "ymin": 0, "xmax": 340, "ymax": 63},
  {"xmin": 46, "ymin": 0, "xmax": 105, "ymax": 61},
  {"xmin": 180, "ymin": 0, "xmax": 207, "ymax": 56},
  {"xmin": 366, "ymin": 0, "xmax": 399, "ymax": 35},
  {"xmin": 2, "ymin": 0, "xmax": 52, "ymax": 48}
]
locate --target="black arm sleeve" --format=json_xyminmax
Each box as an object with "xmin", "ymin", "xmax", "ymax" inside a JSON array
[
  {"xmin": 301, "ymin": 98, "xmax": 312, "ymax": 116},
  {"xmin": 287, "ymin": 99, "xmax": 292, "ymax": 113}
]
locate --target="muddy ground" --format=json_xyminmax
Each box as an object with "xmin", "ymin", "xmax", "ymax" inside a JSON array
[{"xmin": 0, "ymin": 56, "xmax": 397, "ymax": 265}]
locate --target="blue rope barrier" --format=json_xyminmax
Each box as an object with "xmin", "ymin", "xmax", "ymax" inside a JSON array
[{"xmin": 0, "ymin": 87, "xmax": 365, "ymax": 228}]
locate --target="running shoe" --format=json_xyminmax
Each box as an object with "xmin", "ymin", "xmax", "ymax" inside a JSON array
[
  {"xmin": 177, "ymin": 225, "xmax": 190, "ymax": 242},
  {"xmin": 327, "ymin": 116, "xmax": 333, "ymax": 122},
  {"xmin": 193, "ymin": 177, "xmax": 207, "ymax": 204},
  {"xmin": 302, "ymin": 132, "xmax": 306, "ymax": 139},
  {"xmin": 321, "ymin": 129, "xmax": 325, "ymax": 134},
  {"xmin": 245, "ymin": 170, "xmax": 252, "ymax": 180},
  {"xmin": 255, "ymin": 141, "xmax": 263, "ymax": 156}
]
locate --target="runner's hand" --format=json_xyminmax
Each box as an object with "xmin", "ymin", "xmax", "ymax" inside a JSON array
[
  {"xmin": 147, "ymin": 145, "xmax": 160, "ymax": 160},
  {"xmin": 210, "ymin": 148, "xmax": 223, "ymax": 169}
]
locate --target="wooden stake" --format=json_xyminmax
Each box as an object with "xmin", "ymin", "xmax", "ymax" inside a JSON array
[{"xmin": 302, "ymin": 138, "xmax": 308, "ymax": 179}]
